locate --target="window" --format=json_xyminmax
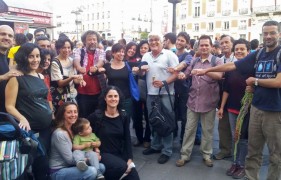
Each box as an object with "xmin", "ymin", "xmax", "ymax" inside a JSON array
[
  {"xmin": 92, "ymin": 24, "xmax": 94, "ymax": 30},
  {"xmin": 97, "ymin": 13, "xmax": 99, "ymax": 19},
  {"xmin": 107, "ymin": 11, "xmax": 110, "ymax": 18},
  {"xmin": 239, "ymin": 20, "xmax": 247, "ymax": 30},
  {"xmin": 240, "ymin": 34, "xmax": 246, "ymax": 39},
  {"xmin": 193, "ymin": 1, "xmax": 200, "ymax": 17},
  {"xmin": 208, "ymin": 22, "xmax": 214, "ymax": 31},
  {"xmin": 97, "ymin": 23, "xmax": 99, "ymax": 30},
  {"xmin": 194, "ymin": 23, "xmax": 199, "ymax": 31},
  {"xmin": 108, "ymin": 22, "xmax": 110, "ymax": 29},
  {"xmin": 92, "ymin": 13, "xmax": 94, "ymax": 20},
  {"xmin": 223, "ymin": 21, "xmax": 229, "ymax": 30},
  {"xmin": 181, "ymin": 24, "xmax": 186, "ymax": 31},
  {"xmin": 87, "ymin": 14, "xmax": 89, "ymax": 21},
  {"xmin": 102, "ymin": 12, "xmax": 104, "ymax": 19}
]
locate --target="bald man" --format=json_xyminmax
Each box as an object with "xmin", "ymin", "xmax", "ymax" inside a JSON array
[{"xmin": 0, "ymin": 25, "xmax": 20, "ymax": 112}]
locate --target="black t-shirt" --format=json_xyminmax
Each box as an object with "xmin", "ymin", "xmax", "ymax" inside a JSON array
[
  {"xmin": 16, "ymin": 75, "xmax": 52, "ymax": 130},
  {"xmin": 235, "ymin": 46, "xmax": 281, "ymax": 111},
  {"xmin": 0, "ymin": 53, "xmax": 9, "ymax": 112}
]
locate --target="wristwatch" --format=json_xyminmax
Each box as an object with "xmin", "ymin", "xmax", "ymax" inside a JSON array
[{"xmin": 254, "ymin": 78, "xmax": 259, "ymax": 86}]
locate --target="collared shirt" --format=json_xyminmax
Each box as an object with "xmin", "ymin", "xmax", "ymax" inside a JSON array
[
  {"xmin": 222, "ymin": 53, "xmax": 237, "ymax": 63},
  {"xmin": 185, "ymin": 54, "xmax": 223, "ymax": 112},
  {"xmin": 142, "ymin": 49, "xmax": 179, "ymax": 95},
  {"xmin": 73, "ymin": 47, "xmax": 107, "ymax": 94}
]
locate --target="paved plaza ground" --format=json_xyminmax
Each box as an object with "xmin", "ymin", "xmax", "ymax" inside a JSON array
[{"xmin": 130, "ymin": 119, "xmax": 269, "ymax": 180}]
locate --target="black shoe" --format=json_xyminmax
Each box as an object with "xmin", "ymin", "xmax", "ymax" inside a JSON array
[
  {"xmin": 143, "ymin": 148, "xmax": 161, "ymax": 155},
  {"xmin": 157, "ymin": 154, "xmax": 170, "ymax": 164}
]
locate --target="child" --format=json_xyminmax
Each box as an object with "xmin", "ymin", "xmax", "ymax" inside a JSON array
[{"xmin": 72, "ymin": 118, "xmax": 104, "ymax": 180}]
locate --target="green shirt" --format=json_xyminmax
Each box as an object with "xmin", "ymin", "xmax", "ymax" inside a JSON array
[{"xmin": 73, "ymin": 133, "xmax": 100, "ymax": 151}]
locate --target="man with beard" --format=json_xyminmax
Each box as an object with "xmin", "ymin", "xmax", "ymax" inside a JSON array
[
  {"xmin": 0, "ymin": 25, "xmax": 20, "ymax": 113},
  {"xmin": 194, "ymin": 20, "xmax": 281, "ymax": 180},
  {"xmin": 74, "ymin": 30, "xmax": 106, "ymax": 117}
]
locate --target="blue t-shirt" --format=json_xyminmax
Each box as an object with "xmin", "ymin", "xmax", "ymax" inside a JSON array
[{"xmin": 234, "ymin": 46, "xmax": 281, "ymax": 111}]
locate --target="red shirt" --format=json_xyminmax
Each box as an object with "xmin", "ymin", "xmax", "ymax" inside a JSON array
[
  {"xmin": 43, "ymin": 74, "xmax": 52, "ymax": 101},
  {"xmin": 77, "ymin": 52, "xmax": 101, "ymax": 95}
]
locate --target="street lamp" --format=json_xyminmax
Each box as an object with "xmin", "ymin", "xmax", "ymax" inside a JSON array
[
  {"xmin": 71, "ymin": 8, "xmax": 83, "ymax": 40},
  {"xmin": 168, "ymin": 0, "xmax": 182, "ymax": 34}
]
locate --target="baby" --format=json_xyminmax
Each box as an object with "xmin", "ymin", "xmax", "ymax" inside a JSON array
[{"xmin": 72, "ymin": 118, "xmax": 104, "ymax": 180}]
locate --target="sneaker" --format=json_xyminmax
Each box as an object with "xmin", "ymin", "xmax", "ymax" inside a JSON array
[
  {"xmin": 96, "ymin": 174, "xmax": 105, "ymax": 180},
  {"xmin": 76, "ymin": 161, "xmax": 88, "ymax": 171},
  {"xmin": 213, "ymin": 151, "xmax": 232, "ymax": 160},
  {"xmin": 232, "ymin": 166, "xmax": 245, "ymax": 179},
  {"xmin": 175, "ymin": 158, "xmax": 190, "ymax": 167},
  {"xmin": 203, "ymin": 158, "xmax": 213, "ymax": 167},
  {"xmin": 226, "ymin": 164, "xmax": 238, "ymax": 176},
  {"xmin": 142, "ymin": 148, "xmax": 161, "ymax": 155},
  {"xmin": 157, "ymin": 154, "xmax": 170, "ymax": 164}
]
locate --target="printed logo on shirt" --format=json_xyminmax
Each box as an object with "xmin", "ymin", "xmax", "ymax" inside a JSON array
[{"xmin": 256, "ymin": 59, "xmax": 277, "ymax": 79}]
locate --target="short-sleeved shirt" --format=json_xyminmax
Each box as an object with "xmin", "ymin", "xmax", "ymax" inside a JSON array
[
  {"xmin": 73, "ymin": 133, "xmax": 100, "ymax": 151},
  {"xmin": 50, "ymin": 57, "xmax": 77, "ymax": 99},
  {"xmin": 142, "ymin": 49, "xmax": 179, "ymax": 95},
  {"xmin": 185, "ymin": 54, "xmax": 223, "ymax": 112},
  {"xmin": 235, "ymin": 46, "xmax": 281, "ymax": 111}
]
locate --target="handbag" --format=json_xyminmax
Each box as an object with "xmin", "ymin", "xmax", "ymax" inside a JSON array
[
  {"xmin": 148, "ymin": 81, "xmax": 175, "ymax": 137},
  {"xmin": 125, "ymin": 62, "xmax": 140, "ymax": 101},
  {"xmin": 50, "ymin": 58, "xmax": 74, "ymax": 113}
]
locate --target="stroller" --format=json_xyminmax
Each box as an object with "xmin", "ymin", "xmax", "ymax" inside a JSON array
[{"xmin": 0, "ymin": 112, "xmax": 39, "ymax": 180}]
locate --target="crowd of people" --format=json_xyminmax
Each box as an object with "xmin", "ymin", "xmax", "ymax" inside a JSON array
[{"xmin": 0, "ymin": 19, "xmax": 280, "ymax": 180}]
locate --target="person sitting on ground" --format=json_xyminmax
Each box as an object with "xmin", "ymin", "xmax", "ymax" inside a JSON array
[
  {"xmin": 88, "ymin": 86, "xmax": 140, "ymax": 180},
  {"xmin": 72, "ymin": 118, "xmax": 104, "ymax": 179},
  {"xmin": 49, "ymin": 102, "xmax": 105, "ymax": 180}
]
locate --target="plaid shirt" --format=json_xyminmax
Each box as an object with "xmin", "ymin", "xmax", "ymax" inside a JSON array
[{"xmin": 74, "ymin": 47, "xmax": 107, "ymax": 92}]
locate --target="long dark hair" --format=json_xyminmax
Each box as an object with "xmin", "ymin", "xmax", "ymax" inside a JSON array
[
  {"xmin": 124, "ymin": 41, "xmax": 137, "ymax": 61},
  {"xmin": 39, "ymin": 48, "xmax": 54, "ymax": 74},
  {"xmin": 53, "ymin": 102, "xmax": 79, "ymax": 138},
  {"xmin": 15, "ymin": 43, "xmax": 41, "ymax": 74},
  {"xmin": 98, "ymin": 86, "xmax": 124, "ymax": 112}
]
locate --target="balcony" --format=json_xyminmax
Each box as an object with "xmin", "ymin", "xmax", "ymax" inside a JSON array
[
  {"xmin": 222, "ymin": 10, "xmax": 231, "ymax": 16},
  {"xmin": 253, "ymin": 5, "xmax": 281, "ymax": 14},
  {"xmin": 239, "ymin": 8, "xmax": 248, "ymax": 15},
  {"xmin": 207, "ymin": 11, "xmax": 215, "ymax": 17},
  {"xmin": 238, "ymin": 25, "xmax": 247, "ymax": 30}
]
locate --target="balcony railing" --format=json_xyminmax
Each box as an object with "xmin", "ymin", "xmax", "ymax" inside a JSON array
[
  {"xmin": 238, "ymin": 25, "xmax": 247, "ymax": 30},
  {"xmin": 207, "ymin": 11, "xmax": 215, "ymax": 17},
  {"xmin": 253, "ymin": 5, "xmax": 281, "ymax": 14},
  {"xmin": 222, "ymin": 10, "xmax": 231, "ymax": 16},
  {"xmin": 239, "ymin": 8, "xmax": 248, "ymax": 15}
]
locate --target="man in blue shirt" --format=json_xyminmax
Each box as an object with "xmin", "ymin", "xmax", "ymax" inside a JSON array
[{"xmin": 194, "ymin": 20, "xmax": 281, "ymax": 180}]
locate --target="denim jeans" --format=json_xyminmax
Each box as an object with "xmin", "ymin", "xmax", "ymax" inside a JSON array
[
  {"xmin": 147, "ymin": 95, "xmax": 175, "ymax": 156},
  {"xmin": 228, "ymin": 112, "xmax": 248, "ymax": 166},
  {"xmin": 73, "ymin": 150, "xmax": 100, "ymax": 170},
  {"xmin": 50, "ymin": 164, "xmax": 105, "ymax": 180}
]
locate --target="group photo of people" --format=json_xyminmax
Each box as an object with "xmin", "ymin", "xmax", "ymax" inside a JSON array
[{"xmin": 0, "ymin": 19, "xmax": 280, "ymax": 180}]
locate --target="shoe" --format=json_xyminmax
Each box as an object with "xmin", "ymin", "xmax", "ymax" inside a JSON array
[
  {"xmin": 143, "ymin": 142, "xmax": 151, "ymax": 148},
  {"xmin": 226, "ymin": 164, "xmax": 238, "ymax": 176},
  {"xmin": 133, "ymin": 142, "xmax": 143, "ymax": 147},
  {"xmin": 143, "ymin": 148, "xmax": 161, "ymax": 155},
  {"xmin": 176, "ymin": 158, "xmax": 190, "ymax": 167},
  {"xmin": 158, "ymin": 154, "xmax": 170, "ymax": 164},
  {"xmin": 213, "ymin": 152, "xmax": 232, "ymax": 160},
  {"xmin": 76, "ymin": 161, "xmax": 88, "ymax": 171},
  {"xmin": 203, "ymin": 158, "xmax": 213, "ymax": 167},
  {"xmin": 232, "ymin": 166, "xmax": 245, "ymax": 179},
  {"xmin": 96, "ymin": 173, "xmax": 105, "ymax": 180}
]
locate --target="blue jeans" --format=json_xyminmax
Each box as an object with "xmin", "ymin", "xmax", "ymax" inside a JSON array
[
  {"xmin": 50, "ymin": 164, "xmax": 105, "ymax": 180},
  {"xmin": 147, "ymin": 95, "xmax": 174, "ymax": 156},
  {"xmin": 228, "ymin": 112, "xmax": 248, "ymax": 166}
]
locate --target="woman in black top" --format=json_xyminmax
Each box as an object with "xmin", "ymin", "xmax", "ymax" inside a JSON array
[
  {"xmin": 88, "ymin": 86, "xmax": 140, "ymax": 180},
  {"xmin": 5, "ymin": 43, "xmax": 52, "ymax": 180}
]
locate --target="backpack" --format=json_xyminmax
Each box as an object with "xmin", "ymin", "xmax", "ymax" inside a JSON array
[{"xmin": 148, "ymin": 81, "xmax": 176, "ymax": 137}]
